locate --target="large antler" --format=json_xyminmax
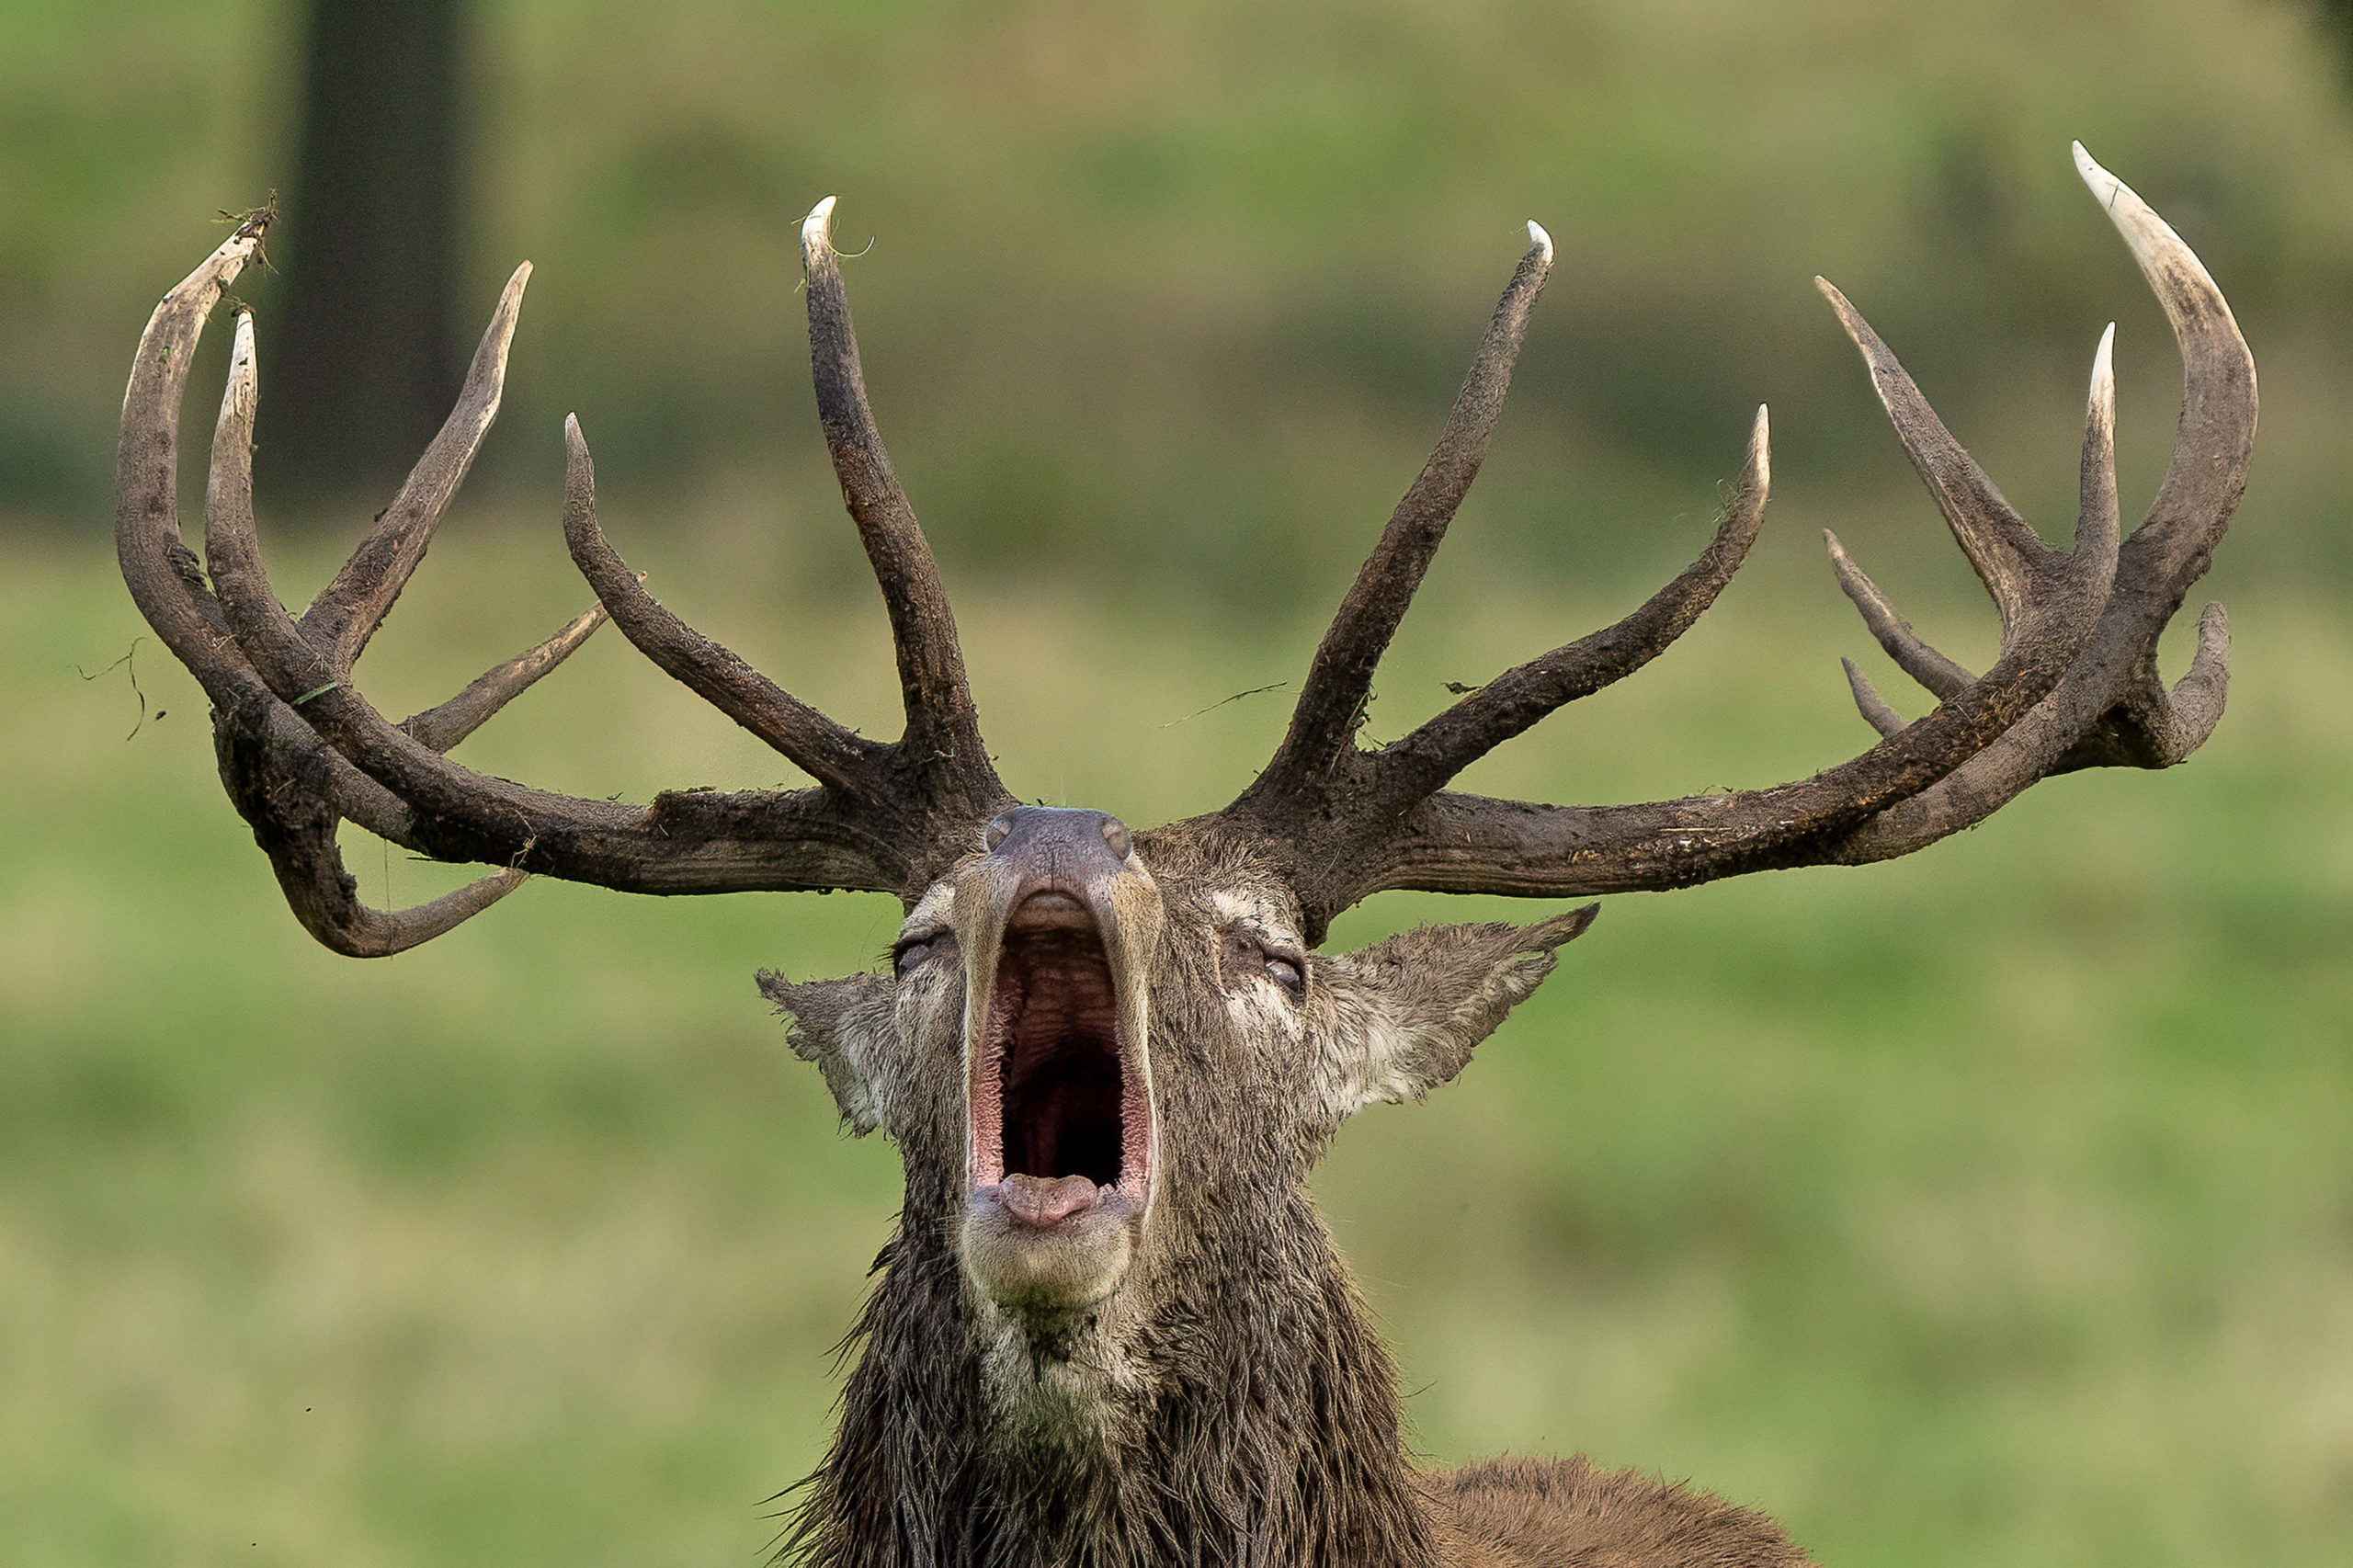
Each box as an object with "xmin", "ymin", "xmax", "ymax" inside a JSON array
[
  {"xmin": 119, "ymin": 199, "xmax": 1010, "ymax": 956},
  {"xmin": 1180, "ymin": 143, "xmax": 2252, "ymax": 942}
]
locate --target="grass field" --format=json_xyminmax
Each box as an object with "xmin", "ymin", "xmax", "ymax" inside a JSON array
[{"xmin": 4, "ymin": 502, "xmax": 2347, "ymax": 1566}]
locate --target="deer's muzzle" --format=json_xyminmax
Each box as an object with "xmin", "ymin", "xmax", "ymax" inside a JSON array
[{"xmin": 955, "ymin": 808, "xmax": 1162, "ymax": 1317}]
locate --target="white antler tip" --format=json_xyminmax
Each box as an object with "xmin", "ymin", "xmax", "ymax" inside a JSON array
[
  {"xmin": 2072, "ymin": 142, "xmax": 2120, "ymax": 203},
  {"xmin": 802, "ymin": 196, "xmax": 838, "ymax": 250},
  {"xmin": 2088, "ymin": 323, "xmax": 2117, "ymax": 409},
  {"xmin": 1526, "ymin": 220, "xmax": 1553, "ymax": 260}
]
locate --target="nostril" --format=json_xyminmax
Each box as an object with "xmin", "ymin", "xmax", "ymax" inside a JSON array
[
  {"xmin": 985, "ymin": 814, "xmax": 1014, "ymax": 851},
  {"xmin": 1100, "ymin": 817, "xmax": 1131, "ymax": 860}
]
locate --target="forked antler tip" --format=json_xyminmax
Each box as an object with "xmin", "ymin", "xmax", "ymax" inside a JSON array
[
  {"xmin": 1525, "ymin": 220, "xmax": 1553, "ymax": 262},
  {"xmin": 802, "ymin": 196, "xmax": 839, "ymax": 256}
]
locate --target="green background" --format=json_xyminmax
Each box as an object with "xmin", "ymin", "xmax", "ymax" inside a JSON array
[{"xmin": 4, "ymin": 2, "xmax": 2350, "ymax": 1563}]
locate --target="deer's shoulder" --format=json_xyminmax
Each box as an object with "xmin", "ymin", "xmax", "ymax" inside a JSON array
[{"xmin": 1423, "ymin": 1454, "xmax": 1820, "ymax": 1568}]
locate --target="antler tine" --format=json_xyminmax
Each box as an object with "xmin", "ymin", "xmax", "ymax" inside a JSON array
[
  {"xmin": 401, "ymin": 598, "xmax": 611, "ymax": 754},
  {"xmin": 1235, "ymin": 221, "xmax": 1556, "ymax": 812},
  {"xmin": 1841, "ymin": 658, "xmax": 1907, "ymax": 739},
  {"xmin": 2146, "ymin": 600, "xmax": 2231, "ymax": 757},
  {"xmin": 203, "ymin": 311, "xmax": 530, "ymax": 954},
  {"xmin": 1814, "ymin": 277, "xmax": 2060, "ymax": 638},
  {"xmin": 2076, "ymin": 142, "xmax": 2255, "ymax": 572},
  {"xmin": 299, "ymin": 263, "xmax": 533, "ymax": 676},
  {"xmin": 117, "ymin": 207, "xmax": 278, "ymax": 707},
  {"xmin": 1822, "ymin": 528, "xmax": 1972, "ymax": 702},
  {"xmin": 801, "ymin": 198, "xmax": 1002, "ymax": 807},
  {"xmin": 2077, "ymin": 323, "xmax": 2123, "ymax": 604},
  {"xmin": 560, "ymin": 415, "xmax": 892, "ymax": 800},
  {"xmin": 1371, "ymin": 403, "xmax": 1770, "ymax": 803},
  {"xmin": 233, "ymin": 733, "xmax": 530, "ymax": 957}
]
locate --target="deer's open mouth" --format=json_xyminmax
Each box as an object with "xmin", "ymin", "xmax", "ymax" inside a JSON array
[{"xmin": 968, "ymin": 891, "xmax": 1152, "ymax": 1218}]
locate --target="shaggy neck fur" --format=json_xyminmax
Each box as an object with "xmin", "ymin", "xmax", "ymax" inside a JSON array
[{"xmin": 784, "ymin": 1187, "xmax": 1434, "ymax": 1568}]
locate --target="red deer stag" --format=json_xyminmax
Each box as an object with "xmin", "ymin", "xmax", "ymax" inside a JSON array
[{"xmin": 118, "ymin": 144, "xmax": 2250, "ymax": 1566}]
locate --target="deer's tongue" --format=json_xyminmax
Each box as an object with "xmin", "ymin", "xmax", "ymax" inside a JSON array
[{"xmin": 997, "ymin": 1173, "xmax": 1102, "ymax": 1227}]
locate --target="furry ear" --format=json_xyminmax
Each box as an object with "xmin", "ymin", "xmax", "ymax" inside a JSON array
[
  {"xmin": 1313, "ymin": 905, "xmax": 1597, "ymax": 1119},
  {"xmin": 756, "ymin": 970, "xmax": 895, "ymax": 1134}
]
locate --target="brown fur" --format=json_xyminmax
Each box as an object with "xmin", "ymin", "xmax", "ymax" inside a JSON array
[{"xmin": 1427, "ymin": 1459, "xmax": 1815, "ymax": 1567}]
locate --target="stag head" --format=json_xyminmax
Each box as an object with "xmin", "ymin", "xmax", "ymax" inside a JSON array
[
  {"xmin": 763, "ymin": 801, "xmax": 1592, "ymax": 1341},
  {"xmin": 118, "ymin": 147, "xmax": 2250, "ymax": 1564}
]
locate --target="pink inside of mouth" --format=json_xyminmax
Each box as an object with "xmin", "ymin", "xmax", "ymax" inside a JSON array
[{"xmin": 970, "ymin": 895, "xmax": 1148, "ymax": 1200}]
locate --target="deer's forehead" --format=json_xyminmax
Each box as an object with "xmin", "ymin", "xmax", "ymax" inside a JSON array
[{"xmin": 1206, "ymin": 888, "xmax": 1301, "ymax": 948}]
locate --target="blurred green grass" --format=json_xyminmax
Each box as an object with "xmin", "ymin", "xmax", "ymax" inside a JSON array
[{"xmin": 5, "ymin": 504, "xmax": 2349, "ymax": 1565}]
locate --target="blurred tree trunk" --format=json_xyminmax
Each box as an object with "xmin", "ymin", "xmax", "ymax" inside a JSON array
[
  {"xmin": 2325, "ymin": 2, "xmax": 2353, "ymax": 79},
  {"xmin": 267, "ymin": 0, "xmax": 470, "ymax": 501}
]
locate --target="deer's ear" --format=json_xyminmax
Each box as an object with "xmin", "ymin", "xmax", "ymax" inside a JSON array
[
  {"xmin": 756, "ymin": 970, "xmax": 895, "ymax": 1134},
  {"xmin": 1313, "ymin": 906, "xmax": 1597, "ymax": 1119}
]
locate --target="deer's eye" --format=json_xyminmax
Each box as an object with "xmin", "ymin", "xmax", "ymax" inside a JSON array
[
  {"xmin": 1218, "ymin": 926, "xmax": 1306, "ymax": 998},
  {"xmin": 893, "ymin": 932, "xmax": 950, "ymax": 975}
]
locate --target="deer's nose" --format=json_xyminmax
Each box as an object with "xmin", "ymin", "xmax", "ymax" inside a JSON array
[{"xmin": 983, "ymin": 806, "xmax": 1136, "ymax": 876}]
